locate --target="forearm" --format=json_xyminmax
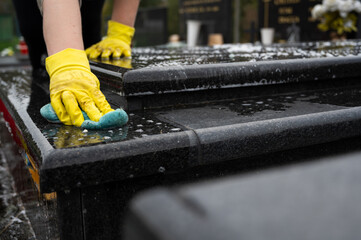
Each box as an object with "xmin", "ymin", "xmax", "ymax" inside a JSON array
[
  {"xmin": 43, "ymin": 0, "xmax": 84, "ymax": 56},
  {"xmin": 111, "ymin": 0, "xmax": 140, "ymax": 27}
]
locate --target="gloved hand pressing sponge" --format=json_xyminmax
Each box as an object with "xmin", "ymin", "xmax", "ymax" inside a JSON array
[
  {"xmin": 46, "ymin": 48, "xmax": 118, "ymax": 127},
  {"xmin": 85, "ymin": 20, "xmax": 135, "ymax": 59},
  {"xmin": 41, "ymin": 103, "xmax": 128, "ymax": 130}
]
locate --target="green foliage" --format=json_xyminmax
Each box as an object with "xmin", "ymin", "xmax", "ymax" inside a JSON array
[
  {"xmin": 318, "ymin": 11, "xmax": 358, "ymax": 35},
  {"xmin": 0, "ymin": 37, "xmax": 19, "ymax": 52}
]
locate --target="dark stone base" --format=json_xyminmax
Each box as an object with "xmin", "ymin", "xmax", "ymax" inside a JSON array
[
  {"xmin": 60, "ymin": 136, "xmax": 361, "ymax": 239},
  {"xmin": 126, "ymin": 149, "xmax": 361, "ymax": 240}
]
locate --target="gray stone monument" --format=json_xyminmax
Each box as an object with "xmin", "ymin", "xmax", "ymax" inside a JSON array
[
  {"xmin": 179, "ymin": 0, "xmax": 233, "ymax": 44},
  {"xmin": 259, "ymin": 0, "xmax": 327, "ymax": 42}
]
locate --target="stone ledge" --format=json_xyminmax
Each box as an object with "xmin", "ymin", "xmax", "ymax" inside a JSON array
[{"xmin": 122, "ymin": 56, "xmax": 361, "ymax": 95}]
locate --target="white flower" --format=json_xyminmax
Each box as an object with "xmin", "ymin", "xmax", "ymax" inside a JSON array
[
  {"xmin": 312, "ymin": 4, "xmax": 326, "ymax": 18},
  {"xmin": 322, "ymin": 0, "xmax": 339, "ymax": 11},
  {"xmin": 338, "ymin": 0, "xmax": 354, "ymax": 17},
  {"xmin": 354, "ymin": 1, "xmax": 361, "ymax": 13}
]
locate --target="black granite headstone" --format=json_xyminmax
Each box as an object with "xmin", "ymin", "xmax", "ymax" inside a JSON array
[
  {"xmin": 259, "ymin": 0, "xmax": 327, "ymax": 42},
  {"xmin": 134, "ymin": 7, "xmax": 168, "ymax": 47},
  {"xmin": 179, "ymin": 0, "xmax": 232, "ymax": 44},
  {"xmin": 125, "ymin": 151, "xmax": 361, "ymax": 240}
]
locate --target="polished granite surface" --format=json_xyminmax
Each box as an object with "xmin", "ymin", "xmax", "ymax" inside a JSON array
[
  {"xmin": 1, "ymin": 68, "xmax": 361, "ymax": 149},
  {"xmin": 93, "ymin": 40, "xmax": 361, "ymax": 70},
  {"xmin": 1, "ymin": 41, "xmax": 361, "ymax": 193}
]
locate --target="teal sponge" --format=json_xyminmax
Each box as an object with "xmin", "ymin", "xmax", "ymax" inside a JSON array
[{"xmin": 40, "ymin": 103, "xmax": 128, "ymax": 130}]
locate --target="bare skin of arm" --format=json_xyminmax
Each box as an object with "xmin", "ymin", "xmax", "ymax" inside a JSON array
[
  {"xmin": 43, "ymin": 0, "xmax": 84, "ymax": 56},
  {"xmin": 43, "ymin": 0, "xmax": 139, "ymax": 56}
]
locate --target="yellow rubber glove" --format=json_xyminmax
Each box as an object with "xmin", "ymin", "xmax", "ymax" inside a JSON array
[
  {"xmin": 86, "ymin": 20, "xmax": 135, "ymax": 59},
  {"xmin": 46, "ymin": 48, "xmax": 113, "ymax": 127}
]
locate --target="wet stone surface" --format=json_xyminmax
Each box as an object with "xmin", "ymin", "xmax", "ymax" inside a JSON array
[
  {"xmin": 0, "ymin": 69, "xmax": 184, "ymax": 149},
  {"xmin": 40, "ymin": 85, "xmax": 361, "ymax": 147},
  {"xmin": 155, "ymin": 86, "xmax": 361, "ymax": 129},
  {"xmin": 0, "ymin": 116, "xmax": 36, "ymax": 240},
  {"xmin": 42, "ymin": 113, "xmax": 183, "ymax": 149},
  {"xmin": 2, "ymin": 68, "xmax": 361, "ymax": 148},
  {"xmin": 124, "ymin": 40, "xmax": 361, "ymax": 69},
  {"xmin": 1, "ymin": 41, "xmax": 361, "ymax": 240}
]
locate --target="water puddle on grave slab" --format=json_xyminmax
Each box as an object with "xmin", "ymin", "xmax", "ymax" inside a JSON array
[{"xmin": 42, "ymin": 111, "xmax": 183, "ymax": 149}]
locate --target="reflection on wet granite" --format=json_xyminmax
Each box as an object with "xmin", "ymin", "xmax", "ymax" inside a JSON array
[
  {"xmin": 0, "ymin": 69, "xmax": 184, "ymax": 149},
  {"xmin": 156, "ymin": 86, "xmax": 361, "ymax": 129},
  {"xmin": 42, "ymin": 112, "xmax": 182, "ymax": 149},
  {"xmin": 224, "ymin": 88, "xmax": 361, "ymax": 116}
]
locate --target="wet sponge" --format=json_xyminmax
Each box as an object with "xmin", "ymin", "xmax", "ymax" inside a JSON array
[{"xmin": 40, "ymin": 103, "xmax": 128, "ymax": 130}]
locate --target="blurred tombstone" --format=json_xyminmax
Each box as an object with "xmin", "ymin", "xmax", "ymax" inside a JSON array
[
  {"xmin": 179, "ymin": 0, "xmax": 232, "ymax": 45},
  {"xmin": 134, "ymin": 7, "xmax": 168, "ymax": 47},
  {"xmin": 259, "ymin": 0, "xmax": 328, "ymax": 42}
]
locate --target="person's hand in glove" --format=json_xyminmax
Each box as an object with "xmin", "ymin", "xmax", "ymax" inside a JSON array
[
  {"xmin": 46, "ymin": 48, "xmax": 114, "ymax": 127},
  {"xmin": 85, "ymin": 20, "xmax": 135, "ymax": 59}
]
